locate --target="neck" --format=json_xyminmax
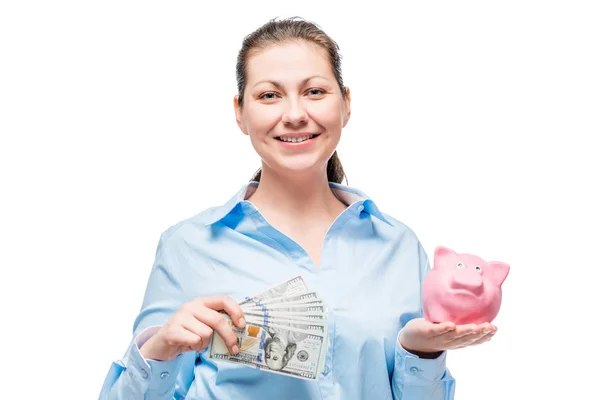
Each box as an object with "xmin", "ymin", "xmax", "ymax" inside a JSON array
[{"xmin": 247, "ymin": 164, "xmax": 346, "ymax": 224}]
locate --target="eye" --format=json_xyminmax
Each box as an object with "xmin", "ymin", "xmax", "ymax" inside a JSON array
[
  {"xmin": 475, "ymin": 265, "xmax": 482, "ymax": 272},
  {"xmin": 307, "ymin": 88, "xmax": 326, "ymax": 96},
  {"xmin": 456, "ymin": 263, "xmax": 464, "ymax": 268},
  {"xmin": 259, "ymin": 88, "xmax": 325, "ymax": 100},
  {"xmin": 259, "ymin": 92, "xmax": 279, "ymax": 100}
]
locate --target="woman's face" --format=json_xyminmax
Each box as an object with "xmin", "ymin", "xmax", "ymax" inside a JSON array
[{"xmin": 234, "ymin": 41, "xmax": 351, "ymax": 177}]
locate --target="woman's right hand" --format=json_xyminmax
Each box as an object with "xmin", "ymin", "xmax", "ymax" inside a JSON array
[{"xmin": 139, "ymin": 296, "xmax": 246, "ymax": 361}]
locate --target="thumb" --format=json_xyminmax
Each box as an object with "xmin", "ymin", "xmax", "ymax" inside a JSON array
[{"xmin": 432, "ymin": 321, "xmax": 456, "ymax": 336}]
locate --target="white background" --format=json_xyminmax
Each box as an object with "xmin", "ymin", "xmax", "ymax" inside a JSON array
[{"xmin": 1, "ymin": 1, "xmax": 599, "ymax": 398}]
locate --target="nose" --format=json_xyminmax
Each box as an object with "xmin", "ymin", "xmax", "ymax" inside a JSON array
[
  {"xmin": 450, "ymin": 268, "xmax": 483, "ymax": 294},
  {"xmin": 281, "ymin": 98, "xmax": 308, "ymax": 125}
]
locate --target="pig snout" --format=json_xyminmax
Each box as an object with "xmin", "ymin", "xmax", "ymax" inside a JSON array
[{"xmin": 449, "ymin": 269, "xmax": 484, "ymax": 295}]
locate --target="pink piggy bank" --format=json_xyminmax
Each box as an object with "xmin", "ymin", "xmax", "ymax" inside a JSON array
[{"xmin": 422, "ymin": 246, "xmax": 510, "ymax": 325}]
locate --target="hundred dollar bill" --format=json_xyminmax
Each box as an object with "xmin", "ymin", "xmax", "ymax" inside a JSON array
[
  {"xmin": 241, "ymin": 315, "xmax": 327, "ymax": 332},
  {"xmin": 208, "ymin": 315, "xmax": 326, "ymax": 380},
  {"xmin": 318, "ymin": 331, "xmax": 329, "ymax": 377},
  {"xmin": 241, "ymin": 304, "xmax": 325, "ymax": 313},
  {"xmin": 241, "ymin": 291, "xmax": 322, "ymax": 309},
  {"xmin": 238, "ymin": 276, "xmax": 309, "ymax": 308},
  {"xmin": 243, "ymin": 315, "xmax": 328, "ymax": 330},
  {"xmin": 242, "ymin": 310, "xmax": 326, "ymax": 322}
]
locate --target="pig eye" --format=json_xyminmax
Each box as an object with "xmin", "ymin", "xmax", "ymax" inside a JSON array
[
  {"xmin": 456, "ymin": 263, "xmax": 464, "ymax": 268},
  {"xmin": 475, "ymin": 265, "xmax": 482, "ymax": 272}
]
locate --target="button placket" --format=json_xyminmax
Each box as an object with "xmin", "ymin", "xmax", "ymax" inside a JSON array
[{"xmin": 409, "ymin": 366, "xmax": 419, "ymax": 374}]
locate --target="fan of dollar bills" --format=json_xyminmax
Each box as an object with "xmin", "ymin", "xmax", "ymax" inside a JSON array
[{"xmin": 208, "ymin": 276, "xmax": 329, "ymax": 380}]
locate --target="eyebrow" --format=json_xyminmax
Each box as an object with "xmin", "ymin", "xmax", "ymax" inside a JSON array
[{"xmin": 251, "ymin": 75, "xmax": 329, "ymax": 90}]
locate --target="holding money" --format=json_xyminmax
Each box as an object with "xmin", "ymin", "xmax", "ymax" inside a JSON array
[{"xmin": 208, "ymin": 276, "xmax": 329, "ymax": 380}]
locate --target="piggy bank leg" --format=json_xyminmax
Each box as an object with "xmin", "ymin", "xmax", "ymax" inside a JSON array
[{"xmin": 425, "ymin": 303, "xmax": 454, "ymax": 324}]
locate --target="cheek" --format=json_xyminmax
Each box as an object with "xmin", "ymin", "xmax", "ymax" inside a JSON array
[
  {"xmin": 245, "ymin": 105, "xmax": 279, "ymax": 134},
  {"xmin": 309, "ymin": 101, "xmax": 344, "ymax": 129}
]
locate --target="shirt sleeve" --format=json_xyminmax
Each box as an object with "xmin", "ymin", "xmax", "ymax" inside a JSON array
[
  {"xmin": 390, "ymin": 239, "xmax": 456, "ymax": 399},
  {"xmin": 391, "ymin": 333, "xmax": 456, "ymax": 399},
  {"xmin": 99, "ymin": 233, "xmax": 196, "ymax": 399}
]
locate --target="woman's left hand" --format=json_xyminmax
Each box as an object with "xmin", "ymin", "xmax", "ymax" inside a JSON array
[{"xmin": 398, "ymin": 318, "xmax": 496, "ymax": 356}]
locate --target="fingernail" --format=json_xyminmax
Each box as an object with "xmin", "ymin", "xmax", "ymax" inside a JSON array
[
  {"xmin": 483, "ymin": 329, "xmax": 491, "ymax": 334},
  {"xmin": 239, "ymin": 318, "xmax": 246, "ymax": 328},
  {"xmin": 231, "ymin": 345, "xmax": 239, "ymax": 354}
]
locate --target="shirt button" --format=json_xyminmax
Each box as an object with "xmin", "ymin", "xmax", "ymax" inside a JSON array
[
  {"xmin": 323, "ymin": 365, "xmax": 330, "ymax": 376},
  {"xmin": 409, "ymin": 366, "xmax": 419, "ymax": 374},
  {"xmin": 358, "ymin": 205, "xmax": 364, "ymax": 212},
  {"xmin": 160, "ymin": 372, "xmax": 169, "ymax": 379},
  {"xmin": 140, "ymin": 369, "xmax": 149, "ymax": 379}
]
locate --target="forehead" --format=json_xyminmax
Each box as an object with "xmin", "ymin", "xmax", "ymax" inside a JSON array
[
  {"xmin": 246, "ymin": 41, "xmax": 333, "ymax": 85},
  {"xmin": 457, "ymin": 254, "xmax": 487, "ymax": 264}
]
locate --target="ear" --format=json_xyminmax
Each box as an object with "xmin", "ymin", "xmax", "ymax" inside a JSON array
[
  {"xmin": 342, "ymin": 86, "xmax": 351, "ymax": 127},
  {"xmin": 487, "ymin": 261, "xmax": 510, "ymax": 285},
  {"xmin": 234, "ymin": 95, "xmax": 248, "ymax": 135},
  {"xmin": 433, "ymin": 246, "xmax": 456, "ymax": 269}
]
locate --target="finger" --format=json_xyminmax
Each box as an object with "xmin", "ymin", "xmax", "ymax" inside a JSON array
[
  {"xmin": 470, "ymin": 332, "xmax": 495, "ymax": 346},
  {"xmin": 194, "ymin": 308, "xmax": 240, "ymax": 354},
  {"xmin": 477, "ymin": 322, "xmax": 495, "ymax": 334},
  {"xmin": 180, "ymin": 345, "xmax": 196, "ymax": 354},
  {"xmin": 430, "ymin": 322, "xmax": 456, "ymax": 337},
  {"xmin": 452, "ymin": 331, "xmax": 494, "ymax": 349},
  {"xmin": 455, "ymin": 324, "xmax": 481, "ymax": 337},
  {"xmin": 200, "ymin": 296, "xmax": 246, "ymax": 329},
  {"xmin": 439, "ymin": 327, "xmax": 474, "ymax": 342},
  {"xmin": 415, "ymin": 319, "xmax": 455, "ymax": 337},
  {"xmin": 182, "ymin": 333, "xmax": 204, "ymax": 353},
  {"xmin": 182, "ymin": 318, "xmax": 213, "ymax": 352},
  {"xmin": 446, "ymin": 332, "xmax": 488, "ymax": 349},
  {"xmin": 432, "ymin": 327, "xmax": 456, "ymax": 338},
  {"xmin": 441, "ymin": 323, "xmax": 497, "ymax": 346},
  {"xmin": 163, "ymin": 325, "xmax": 203, "ymax": 352}
]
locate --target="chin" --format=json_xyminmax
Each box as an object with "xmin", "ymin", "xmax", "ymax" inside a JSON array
[{"xmin": 272, "ymin": 158, "xmax": 328, "ymax": 174}]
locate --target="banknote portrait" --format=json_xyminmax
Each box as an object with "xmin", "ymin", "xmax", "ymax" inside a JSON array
[{"xmin": 263, "ymin": 326, "xmax": 309, "ymax": 370}]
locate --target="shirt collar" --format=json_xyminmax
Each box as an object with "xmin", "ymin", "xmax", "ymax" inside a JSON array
[{"xmin": 203, "ymin": 181, "xmax": 393, "ymax": 227}]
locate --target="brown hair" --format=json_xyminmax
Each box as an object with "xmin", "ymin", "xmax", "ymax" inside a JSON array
[{"xmin": 236, "ymin": 16, "xmax": 348, "ymax": 185}]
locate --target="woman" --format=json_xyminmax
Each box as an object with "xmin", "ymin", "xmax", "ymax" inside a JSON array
[{"xmin": 100, "ymin": 17, "xmax": 496, "ymax": 399}]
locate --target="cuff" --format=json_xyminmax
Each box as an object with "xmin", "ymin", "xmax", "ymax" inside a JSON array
[
  {"xmin": 394, "ymin": 332, "xmax": 448, "ymax": 384},
  {"xmin": 124, "ymin": 325, "xmax": 184, "ymax": 392}
]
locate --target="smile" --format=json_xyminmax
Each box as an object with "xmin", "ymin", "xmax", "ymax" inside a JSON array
[
  {"xmin": 276, "ymin": 134, "xmax": 320, "ymax": 143},
  {"xmin": 275, "ymin": 134, "xmax": 321, "ymax": 149}
]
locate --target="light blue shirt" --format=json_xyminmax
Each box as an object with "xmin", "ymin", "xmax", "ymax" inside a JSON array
[{"xmin": 100, "ymin": 181, "xmax": 455, "ymax": 399}]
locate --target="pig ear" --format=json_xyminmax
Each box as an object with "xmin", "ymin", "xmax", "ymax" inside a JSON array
[
  {"xmin": 487, "ymin": 261, "xmax": 510, "ymax": 285},
  {"xmin": 433, "ymin": 246, "xmax": 456, "ymax": 269}
]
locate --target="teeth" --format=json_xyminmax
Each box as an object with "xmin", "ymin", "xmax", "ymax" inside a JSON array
[{"xmin": 280, "ymin": 135, "xmax": 312, "ymax": 143}]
